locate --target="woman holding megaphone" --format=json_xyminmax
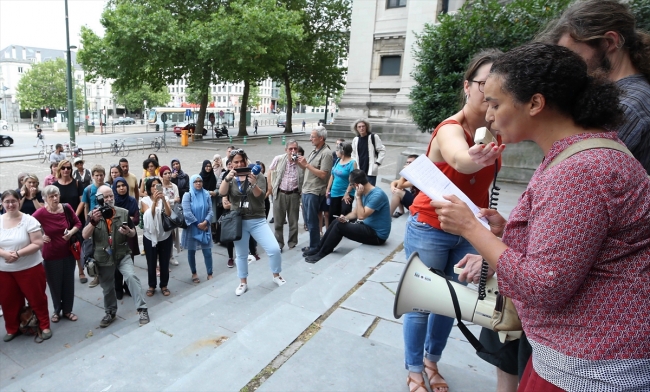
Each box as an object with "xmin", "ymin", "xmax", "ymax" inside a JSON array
[
  {"xmin": 402, "ymin": 49, "xmax": 504, "ymax": 392},
  {"xmin": 432, "ymin": 43, "xmax": 650, "ymax": 391}
]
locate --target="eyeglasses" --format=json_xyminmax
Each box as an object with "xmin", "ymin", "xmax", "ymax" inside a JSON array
[
  {"xmin": 2, "ymin": 200, "xmax": 18, "ymax": 205},
  {"xmin": 472, "ymin": 80, "xmax": 486, "ymax": 93},
  {"xmin": 60, "ymin": 167, "xmax": 72, "ymax": 171},
  {"xmin": 230, "ymin": 149, "xmax": 244, "ymax": 156},
  {"xmin": 405, "ymin": 161, "xmax": 414, "ymax": 165},
  {"xmin": 194, "ymin": 180, "xmax": 203, "ymax": 183}
]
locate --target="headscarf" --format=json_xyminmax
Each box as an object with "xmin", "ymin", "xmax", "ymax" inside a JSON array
[
  {"xmin": 188, "ymin": 174, "xmax": 211, "ymax": 244},
  {"xmin": 199, "ymin": 160, "xmax": 217, "ymax": 191},
  {"xmin": 171, "ymin": 158, "xmax": 184, "ymax": 175},
  {"xmin": 112, "ymin": 177, "xmax": 139, "ymax": 216}
]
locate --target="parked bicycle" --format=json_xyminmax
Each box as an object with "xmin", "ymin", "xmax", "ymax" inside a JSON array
[
  {"xmin": 111, "ymin": 138, "xmax": 129, "ymax": 156},
  {"xmin": 63, "ymin": 141, "xmax": 84, "ymax": 159},
  {"xmin": 38, "ymin": 144, "xmax": 55, "ymax": 163},
  {"xmin": 151, "ymin": 136, "xmax": 168, "ymax": 152}
]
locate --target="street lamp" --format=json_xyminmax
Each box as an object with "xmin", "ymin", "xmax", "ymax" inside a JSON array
[{"xmin": 64, "ymin": 0, "xmax": 76, "ymax": 142}]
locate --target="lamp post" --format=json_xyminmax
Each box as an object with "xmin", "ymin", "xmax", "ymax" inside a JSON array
[
  {"xmin": 64, "ymin": 0, "xmax": 75, "ymax": 142},
  {"xmin": 83, "ymin": 76, "xmax": 89, "ymax": 134}
]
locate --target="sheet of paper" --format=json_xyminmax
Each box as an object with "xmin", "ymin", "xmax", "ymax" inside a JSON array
[{"xmin": 400, "ymin": 155, "xmax": 490, "ymax": 229}]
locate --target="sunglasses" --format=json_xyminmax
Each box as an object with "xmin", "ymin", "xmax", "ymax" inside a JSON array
[
  {"xmin": 230, "ymin": 149, "xmax": 244, "ymax": 156},
  {"xmin": 60, "ymin": 167, "xmax": 72, "ymax": 171}
]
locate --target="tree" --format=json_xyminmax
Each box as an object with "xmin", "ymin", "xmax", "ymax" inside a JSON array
[
  {"xmin": 630, "ymin": 0, "xmax": 650, "ymax": 32},
  {"xmin": 16, "ymin": 58, "xmax": 83, "ymax": 120},
  {"xmin": 247, "ymin": 83, "xmax": 260, "ymax": 109},
  {"xmin": 114, "ymin": 83, "xmax": 170, "ymax": 113},
  {"xmin": 277, "ymin": 82, "xmax": 299, "ymax": 111},
  {"xmin": 409, "ymin": 0, "xmax": 571, "ymax": 131}
]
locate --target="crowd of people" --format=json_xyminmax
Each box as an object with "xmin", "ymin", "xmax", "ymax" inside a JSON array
[{"xmin": 2, "ymin": 2, "xmax": 649, "ymax": 391}]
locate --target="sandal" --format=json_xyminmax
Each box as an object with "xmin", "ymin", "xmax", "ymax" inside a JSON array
[
  {"xmin": 406, "ymin": 374, "xmax": 428, "ymax": 392},
  {"xmin": 161, "ymin": 287, "xmax": 170, "ymax": 296},
  {"xmin": 192, "ymin": 276, "xmax": 200, "ymax": 284},
  {"xmin": 424, "ymin": 363, "xmax": 449, "ymax": 392},
  {"xmin": 393, "ymin": 211, "xmax": 403, "ymax": 218},
  {"xmin": 63, "ymin": 312, "xmax": 78, "ymax": 321},
  {"xmin": 51, "ymin": 313, "xmax": 60, "ymax": 323},
  {"xmin": 146, "ymin": 288, "xmax": 155, "ymax": 297}
]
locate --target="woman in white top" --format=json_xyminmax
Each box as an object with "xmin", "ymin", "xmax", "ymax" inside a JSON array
[
  {"xmin": 160, "ymin": 165, "xmax": 181, "ymax": 265},
  {"xmin": 0, "ymin": 190, "xmax": 52, "ymax": 341},
  {"xmin": 141, "ymin": 178, "xmax": 172, "ymax": 297}
]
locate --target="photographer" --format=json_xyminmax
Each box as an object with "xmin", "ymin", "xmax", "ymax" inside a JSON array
[{"xmin": 82, "ymin": 186, "xmax": 149, "ymax": 328}]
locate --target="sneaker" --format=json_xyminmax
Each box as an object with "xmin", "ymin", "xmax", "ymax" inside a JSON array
[
  {"xmin": 273, "ymin": 276, "xmax": 286, "ymax": 287},
  {"xmin": 89, "ymin": 276, "xmax": 99, "ymax": 288},
  {"xmin": 138, "ymin": 308, "xmax": 150, "ymax": 326},
  {"xmin": 170, "ymin": 256, "xmax": 179, "ymax": 266},
  {"xmin": 99, "ymin": 313, "xmax": 116, "ymax": 328},
  {"xmin": 227, "ymin": 258, "xmax": 234, "ymax": 268},
  {"xmin": 235, "ymin": 283, "xmax": 248, "ymax": 296}
]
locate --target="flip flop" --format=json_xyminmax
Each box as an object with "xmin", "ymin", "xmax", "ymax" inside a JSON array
[{"xmin": 146, "ymin": 288, "xmax": 155, "ymax": 297}]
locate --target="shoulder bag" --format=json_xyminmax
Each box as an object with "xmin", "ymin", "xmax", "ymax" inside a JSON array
[
  {"xmin": 162, "ymin": 202, "xmax": 188, "ymax": 231},
  {"xmin": 219, "ymin": 210, "xmax": 242, "ymax": 242}
]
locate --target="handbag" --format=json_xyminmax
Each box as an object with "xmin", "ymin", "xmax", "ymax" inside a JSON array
[
  {"xmin": 219, "ymin": 210, "xmax": 242, "ymax": 242},
  {"xmin": 162, "ymin": 203, "xmax": 187, "ymax": 231},
  {"xmin": 62, "ymin": 203, "xmax": 83, "ymax": 260}
]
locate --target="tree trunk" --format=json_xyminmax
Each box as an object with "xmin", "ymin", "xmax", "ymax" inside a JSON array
[
  {"xmin": 238, "ymin": 80, "xmax": 250, "ymax": 137},
  {"xmin": 196, "ymin": 89, "xmax": 209, "ymax": 141},
  {"xmin": 283, "ymin": 73, "xmax": 292, "ymax": 134}
]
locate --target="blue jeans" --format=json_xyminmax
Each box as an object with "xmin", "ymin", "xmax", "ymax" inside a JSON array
[
  {"xmin": 188, "ymin": 248, "xmax": 213, "ymax": 276},
  {"xmin": 234, "ymin": 218, "xmax": 282, "ymax": 279},
  {"xmin": 402, "ymin": 214, "xmax": 475, "ymax": 372},
  {"xmin": 302, "ymin": 193, "xmax": 325, "ymax": 250}
]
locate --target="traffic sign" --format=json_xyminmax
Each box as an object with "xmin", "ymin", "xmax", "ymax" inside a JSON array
[
  {"xmin": 161, "ymin": 113, "xmax": 168, "ymax": 123},
  {"xmin": 185, "ymin": 109, "xmax": 192, "ymax": 117}
]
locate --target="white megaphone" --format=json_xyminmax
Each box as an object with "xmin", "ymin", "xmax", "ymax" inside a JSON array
[{"xmin": 393, "ymin": 252, "xmax": 521, "ymax": 343}]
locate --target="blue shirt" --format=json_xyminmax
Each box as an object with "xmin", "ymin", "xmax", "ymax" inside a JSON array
[
  {"xmin": 361, "ymin": 187, "xmax": 391, "ymax": 240},
  {"xmin": 82, "ymin": 184, "xmax": 99, "ymax": 211},
  {"xmin": 330, "ymin": 159, "xmax": 356, "ymax": 197}
]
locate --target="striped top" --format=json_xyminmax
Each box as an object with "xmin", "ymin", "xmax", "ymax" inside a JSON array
[{"xmin": 616, "ymin": 74, "xmax": 650, "ymax": 174}]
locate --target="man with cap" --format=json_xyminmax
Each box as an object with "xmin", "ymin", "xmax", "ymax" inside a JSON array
[{"xmin": 73, "ymin": 157, "xmax": 92, "ymax": 190}]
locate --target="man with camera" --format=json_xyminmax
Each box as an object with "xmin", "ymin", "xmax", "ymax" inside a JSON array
[
  {"xmin": 304, "ymin": 170, "xmax": 390, "ymax": 263},
  {"xmin": 82, "ymin": 185, "xmax": 149, "ymax": 328},
  {"xmin": 269, "ymin": 140, "xmax": 304, "ymax": 250}
]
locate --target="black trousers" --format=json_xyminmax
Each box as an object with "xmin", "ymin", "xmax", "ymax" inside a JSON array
[
  {"xmin": 317, "ymin": 220, "xmax": 385, "ymax": 255},
  {"xmin": 328, "ymin": 196, "xmax": 352, "ymax": 219},
  {"xmin": 43, "ymin": 256, "xmax": 76, "ymax": 315},
  {"xmin": 143, "ymin": 235, "xmax": 173, "ymax": 288},
  {"xmin": 225, "ymin": 237, "xmax": 257, "ymax": 259}
]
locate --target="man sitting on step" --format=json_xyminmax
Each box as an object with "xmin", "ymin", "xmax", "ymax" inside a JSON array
[{"xmin": 304, "ymin": 170, "xmax": 391, "ymax": 263}]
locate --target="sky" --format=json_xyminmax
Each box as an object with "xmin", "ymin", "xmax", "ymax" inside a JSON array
[{"xmin": 0, "ymin": 0, "xmax": 107, "ymax": 51}]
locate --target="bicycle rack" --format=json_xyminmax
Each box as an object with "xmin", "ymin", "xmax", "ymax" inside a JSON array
[
  {"xmin": 94, "ymin": 141, "xmax": 103, "ymax": 157},
  {"xmin": 136, "ymin": 138, "xmax": 145, "ymax": 154}
]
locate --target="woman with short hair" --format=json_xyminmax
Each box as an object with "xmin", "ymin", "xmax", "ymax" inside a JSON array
[
  {"xmin": 32, "ymin": 185, "xmax": 82, "ymax": 323},
  {"xmin": 0, "ymin": 190, "xmax": 52, "ymax": 341},
  {"xmin": 139, "ymin": 158, "xmax": 160, "ymax": 196}
]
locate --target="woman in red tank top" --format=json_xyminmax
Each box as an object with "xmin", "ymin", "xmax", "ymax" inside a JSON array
[{"xmin": 403, "ymin": 49, "xmax": 505, "ymax": 392}]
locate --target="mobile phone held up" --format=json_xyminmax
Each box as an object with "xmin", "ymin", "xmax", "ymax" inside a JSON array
[{"xmin": 155, "ymin": 184, "xmax": 163, "ymax": 193}]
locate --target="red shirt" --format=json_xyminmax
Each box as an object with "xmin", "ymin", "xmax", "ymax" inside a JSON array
[
  {"xmin": 410, "ymin": 119, "xmax": 500, "ymax": 229},
  {"xmin": 498, "ymin": 132, "xmax": 650, "ymax": 362},
  {"xmin": 32, "ymin": 204, "xmax": 81, "ymax": 261}
]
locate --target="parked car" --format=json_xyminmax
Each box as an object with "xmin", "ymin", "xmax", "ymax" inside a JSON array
[
  {"xmin": 0, "ymin": 120, "xmax": 7, "ymax": 130},
  {"xmin": 277, "ymin": 115, "xmax": 287, "ymax": 127},
  {"xmin": 173, "ymin": 123, "xmax": 208, "ymax": 136},
  {"xmin": 0, "ymin": 134, "xmax": 14, "ymax": 147},
  {"xmin": 114, "ymin": 117, "xmax": 136, "ymax": 125}
]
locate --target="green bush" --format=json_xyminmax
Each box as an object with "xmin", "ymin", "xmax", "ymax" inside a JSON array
[
  {"xmin": 630, "ymin": 0, "xmax": 650, "ymax": 32},
  {"xmin": 409, "ymin": 0, "xmax": 571, "ymax": 132}
]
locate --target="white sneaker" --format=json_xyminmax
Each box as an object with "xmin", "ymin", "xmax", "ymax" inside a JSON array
[
  {"xmin": 273, "ymin": 276, "xmax": 286, "ymax": 287},
  {"xmin": 247, "ymin": 255, "xmax": 255, "ymax": 265},
  {"xmin": 170, "ymin": 256, "xmax": 179, "ymax": 266},
  {"xmin": 235, "ymin": 283, "xmax": 248, "ymax": 296}
]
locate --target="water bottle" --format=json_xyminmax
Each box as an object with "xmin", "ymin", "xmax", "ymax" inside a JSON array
[{"xmin": 326, "ymin": 192, "xmax": 331, "ymax": 206}]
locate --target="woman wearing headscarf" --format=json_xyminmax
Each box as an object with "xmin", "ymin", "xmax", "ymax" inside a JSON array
[
  {"xmin": 171, "ymin": 158, "xmax": 190, "ymax": 201},
  {"xmin": 200, "ymin": 160, "xmax": 219, "ymax": 243},
  {"xmin": 141, "ymin": 177, "xmax": 173, "ymax": 296},
  {"xmin": 181, "ymin": 174, "xmax": 214, "ymax": 283},
  {"xmin": 112, "ymin": 177, "xmax": 140, "ymax": 299}
]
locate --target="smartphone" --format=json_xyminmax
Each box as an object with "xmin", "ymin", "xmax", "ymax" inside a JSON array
[
  {"xmin": 155, "ymin": 184, "xmax": 163, "ymax": 193},
  {"xmin": 121, "ymin": 221, "xmax": 129, "ymax": 228}
]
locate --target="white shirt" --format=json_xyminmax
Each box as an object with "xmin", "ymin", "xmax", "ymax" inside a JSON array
[
  {"xmin": 0, "ymin": 214, "xmax": 43, "ymax": 272},
  {"xmin": 141, "ymin": 197, "xmax": 171, "ymax": 245}
]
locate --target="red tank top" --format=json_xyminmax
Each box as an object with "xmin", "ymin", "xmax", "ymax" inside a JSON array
[{"xmin": 410, "ymin": 119, "xmax": 500, "ymax": 229}]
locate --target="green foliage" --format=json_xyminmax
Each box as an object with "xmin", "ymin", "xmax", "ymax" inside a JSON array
[
  {"xmin": 630, "ymin": 0, "xmax": 650, "ymax": 32},
  {"xmin": 114, "ymin": 83, "xmax": 170, "ymax": 113},
  {"xmin": 16, "ymin": 58, "xmax": 82, "ymax": 112},
  {"xmin": 247, "ymin": 83, "xmax": 261, "ymax": 108},
  {"xmin": 409, "ymin": 0, "xmax": 571, "ymax": 132}
]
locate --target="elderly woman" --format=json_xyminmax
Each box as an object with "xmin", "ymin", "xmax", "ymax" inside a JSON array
[
  {"xmin": 182, "ymin": 174, "xmax": 214, "ymax": 283},
  {"xmin": 141, "ymin": 178, "xmax": 173, "ymax": 296},
  {"xmin": 433, "ymin": 43, "xmax": 650, "ymax": 391},
  {"xmin": 326, "ymin": 143, "xmax": 357, "ymax": 219},
  {"xmin": 0, "ymin": 190, "xmax": 52, "ymax": 341},
  {"xmin": 54, "ymin": 160, "xmax": 86, "ymax": 283},
  {"xmin": 18, "ymin": 174, "xmax": 43, "ymax": 215},
  {"xmin": 112, "ymin": 177, "xmax": 140, "ymax": 299},
  {"xmin": 32, "ymin": 185, "xmax": 82, "ymax": 323},
  {"xmin": 219, "ymin": 149, "xmax": 285, "ymax": 296}
]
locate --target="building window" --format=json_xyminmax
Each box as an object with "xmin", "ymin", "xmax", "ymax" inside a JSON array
[
  {"xmin": 379, "ymin": 56, "xmax": 401, "ymax": 76},
  {"xmin": 386, "ymin": 0, "xmax": 406, "ymax": 8},
  {"xmin": 18, "ymin": 67, "xmax": 24, "ymax": 73}
]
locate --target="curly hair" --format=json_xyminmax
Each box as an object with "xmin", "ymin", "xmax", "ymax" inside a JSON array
[
  {"xmin": 490, "ymin": 43, "xmax": 623, "ymax": 130},
  {"xmin": 350, "ymin": 119, "xmax": 371, "ymax": 136}
]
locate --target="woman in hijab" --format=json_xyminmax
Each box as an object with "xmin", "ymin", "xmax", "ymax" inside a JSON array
[
  {"xmin": 181, "ymin": 174, "xmax": 214, "ymax": 283},
  {"xmin": 112, "ymin": 177, "xmax": 140, "ymax": 299},
  {"xmin": 200, "ymin": 160, "xmax": 220, "ymax": 243},
  {"xmin": 171, "ymin": 158, "xmax": 190, "ymax": 201}
]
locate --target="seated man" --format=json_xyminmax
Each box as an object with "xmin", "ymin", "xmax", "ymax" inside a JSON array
[
  {"xmin": 82, "ymin": 185, "xmax": 149, "ymax": 328},
  {"xmin": 304, "ymin": 169, "xmax": 391, "ymax": 263},
  {"xmin": 389, "ymin": 154, "xmax": 419, "ymax": 218}
]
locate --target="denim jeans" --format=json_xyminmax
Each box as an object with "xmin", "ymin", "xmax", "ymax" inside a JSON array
[
  {"xmin": 234, "ymin": 218, "xmax": 282, "ymax": 279},
  {"xmin": 188, "ymin": 248, "xmax": 213, "ymax": 276},
  {"xmin": 302, "ymin": 193, "xmax": 325, "ymax": 250},
  {"xmin": 402, "ymin": 214, "xmax": 475, "ymax": 372}
]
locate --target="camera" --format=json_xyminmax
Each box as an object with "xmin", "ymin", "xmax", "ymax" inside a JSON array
[
  {"xmin": 291, "ymin": 154, "xmax": 298, "ymax": 161},
  {"xmin": 95, "ymin": 194, "xmax": 114, "ymax": 220}
]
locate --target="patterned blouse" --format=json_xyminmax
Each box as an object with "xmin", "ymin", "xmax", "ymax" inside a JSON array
[{"xmin": 497, "ymin": 132, "xmax": 650, "ymax": 391}]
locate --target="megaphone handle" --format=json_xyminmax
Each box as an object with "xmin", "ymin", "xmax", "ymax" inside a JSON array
[
  {"xmin": 478, "ymin": 260, "xmax": 490, "ymax": 300},
  {"xmin": 442, "ymin": 278, "xmax": 486, "ymax": 353}
]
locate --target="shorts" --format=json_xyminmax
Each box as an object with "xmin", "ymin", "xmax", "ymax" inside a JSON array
[
  {"xmin": 319, "ymin": 197, "xmax": 330, "ymax": 212},
  {"xmin": 402, "ymin": 189, "xmax": 415, "ymax": 209},
  {"xmin": 477, "ymin": 329, "xmax": 532, "ymax": 379}
]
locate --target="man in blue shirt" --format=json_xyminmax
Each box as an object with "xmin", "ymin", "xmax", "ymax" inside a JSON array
[{"xmin": 304, "ymin": 169, "xmax": 390, "ymax": 263}]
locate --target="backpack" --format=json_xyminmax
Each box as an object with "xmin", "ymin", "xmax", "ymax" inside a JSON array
[{"xmin": 369, "ymin": 134, "xmax": 379, "ymax": 159}]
